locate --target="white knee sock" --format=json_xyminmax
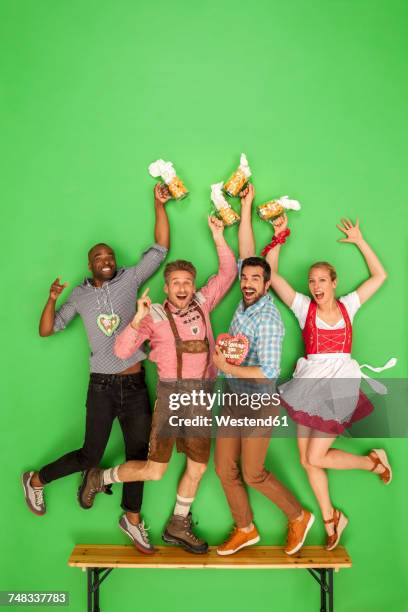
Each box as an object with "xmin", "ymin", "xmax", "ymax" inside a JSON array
[
  {"xmin": 173, "ymin": 494, "xmax": 194, "ymax": 517},
  {"xmin": 103, "ymin": 466, "xmax": 121, "ymax": 485}
]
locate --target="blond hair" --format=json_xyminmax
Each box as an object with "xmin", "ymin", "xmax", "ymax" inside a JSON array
[{"xmin": 309, "ymin": 261, "xmax": 337, "ymax": 281}]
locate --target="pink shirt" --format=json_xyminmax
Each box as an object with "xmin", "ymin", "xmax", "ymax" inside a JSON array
[{"xmin": 114, "ymin": 245, "xmax": 237, "ymax": 379}]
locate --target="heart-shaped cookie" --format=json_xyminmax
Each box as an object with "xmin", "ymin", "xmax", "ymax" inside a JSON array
[
  {"xmin": 216, "ymin": 333, "xmax": 250, "ymax": 365},
  {"xmin": 97, "ymin": 313, "xmax": 120, "ymax": 337}
]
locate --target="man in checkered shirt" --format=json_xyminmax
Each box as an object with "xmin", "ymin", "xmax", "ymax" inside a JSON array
[
  {"xmin": 212, "ymin": 184, "xmax": 314, "ymax": 558},
  {"xmin": 22, "ymin": 184, "xmax": 171, "ymax": 555}
]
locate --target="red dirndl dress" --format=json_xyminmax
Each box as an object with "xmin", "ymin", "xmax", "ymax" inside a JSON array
[{"xmin": 279, "ymin": 300, "xmax": 373, "ymax": 435}]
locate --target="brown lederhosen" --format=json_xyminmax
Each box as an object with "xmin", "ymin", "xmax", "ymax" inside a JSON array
[{"xmin": 148, "ymin": 301, "xmax": 213, "ymax": 464}]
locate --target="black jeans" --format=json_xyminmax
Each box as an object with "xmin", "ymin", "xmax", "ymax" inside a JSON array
[{"xmin": 39, "ymin": 371, "xmax": 152, "ymax": 513}]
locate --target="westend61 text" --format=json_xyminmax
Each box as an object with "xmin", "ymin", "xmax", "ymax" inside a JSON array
[{"xmin": 168, "ymin": 415, "xmax": 289, "ymax": 427}]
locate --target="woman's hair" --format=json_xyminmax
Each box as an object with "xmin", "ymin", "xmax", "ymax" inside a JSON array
[{"xmin": 309, "ymin": 261, "xmax": 337, "ymax": 281}]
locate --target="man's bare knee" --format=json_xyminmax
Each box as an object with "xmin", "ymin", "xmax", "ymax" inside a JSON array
[{"xmin": 186, "ymin": 460, "xmax": 207, "ymax": 483}]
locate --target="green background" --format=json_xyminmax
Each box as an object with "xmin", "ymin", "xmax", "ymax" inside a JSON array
[{"xmin": 2, "ymin": 1, "xmax": 407, "ymax": 610}]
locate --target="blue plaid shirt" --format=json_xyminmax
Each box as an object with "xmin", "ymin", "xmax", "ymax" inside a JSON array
[{"xmin": 228, "ymin": 294, "xmax": 284, "ymax": 379}]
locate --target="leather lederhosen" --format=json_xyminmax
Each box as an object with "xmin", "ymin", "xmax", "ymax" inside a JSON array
[{"xmin": 164, "ymin": 302, "xmax": 210, "ymax": 379}]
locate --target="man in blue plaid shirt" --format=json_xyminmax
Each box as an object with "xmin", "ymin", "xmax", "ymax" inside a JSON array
[{"xmin": 213, "ymin": 184, "xmax": 314, "ymax": 557}]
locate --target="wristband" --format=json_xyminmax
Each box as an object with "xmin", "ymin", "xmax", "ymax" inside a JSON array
[{"xmin": 261, "ymin": 228, "xmax": 290, "ymax": 257}]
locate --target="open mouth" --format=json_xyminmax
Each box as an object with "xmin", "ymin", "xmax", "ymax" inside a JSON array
[
  {"xmin": 101, "ymin": 266, "xmax": 113, "ymax": 273},
  {"xmin": 314, "ymin": 291, "xmax": 324, "ymax": 301},
  {"xmin": 243, "ymin": 288, "xmax": 256, "ymax": 300}
]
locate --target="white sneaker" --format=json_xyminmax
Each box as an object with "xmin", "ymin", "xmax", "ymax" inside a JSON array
[
  {"xmin": 119, "ymin": 515, "xmax": 154, "ymax": 554},
  {"xmin": 22, "ymin": 471, "xmax": 46, "ymax": 516}
]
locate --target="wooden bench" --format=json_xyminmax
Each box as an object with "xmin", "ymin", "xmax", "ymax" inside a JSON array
[{"xmin": 69, "ymin": 544, "xmax": 351, "ymax": 612}]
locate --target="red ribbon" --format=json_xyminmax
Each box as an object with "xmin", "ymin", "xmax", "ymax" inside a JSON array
[{"xmin": 261, "ymin": 228, "xmax": 291, "ymax": 257}]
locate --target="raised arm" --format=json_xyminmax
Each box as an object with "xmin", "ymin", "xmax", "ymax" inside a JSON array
[
  {"xmin": 198, "ymin": 216, "xmax": 237, "ymax": 310},
  {"xmin": 337, "ymin": 218, "xmax": 387, "ymax": 304},
  {"xmin": 264, "ymin": 214, "xmax": 296, "ymax": 308},
  {"xmin": 153, "ymin": 183, "xmax": 171, "ymax": 249},
  {"xmin": 238, "ymin": 184, "xmax": 256, "ymax": 259},
  {"xmin": 39, "ymin": 277, "xmax": 69, "ymax": 336},
  {"xmin": 127, "ymin": 184, "xmax": 170, "ymax": 286}
]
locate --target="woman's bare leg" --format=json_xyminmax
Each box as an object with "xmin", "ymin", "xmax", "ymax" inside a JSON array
[
  {"xmin": 297, "ymin": 425, "xmax": 335, "ymax": 535},
  {"xmin": 307, "ymin": 437, "xmax": 378, "ymax": 472}
]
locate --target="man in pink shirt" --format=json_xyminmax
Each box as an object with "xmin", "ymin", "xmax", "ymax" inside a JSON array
[{"xmin": 79, "ymin": 216, "xmax": 236, "ymax": 553}]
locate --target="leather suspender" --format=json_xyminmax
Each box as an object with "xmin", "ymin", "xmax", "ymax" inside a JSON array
[{"xmin": 164, "ymin": 302, "xmax": 210, "ymax": 379}]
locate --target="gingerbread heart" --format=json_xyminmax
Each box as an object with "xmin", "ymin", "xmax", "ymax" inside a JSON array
[
  {"xmin": 216, "ymin": 333, "xmax": 250, "ymax": 365},
  {"xmin": 97, "ymin": 313, "xmax": 120, "ymax": 337}
]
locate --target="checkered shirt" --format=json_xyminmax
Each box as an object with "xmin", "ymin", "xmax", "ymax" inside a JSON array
[{"xmin": 228, "ymin": 294, "xmax": 284, "ymax": 379}]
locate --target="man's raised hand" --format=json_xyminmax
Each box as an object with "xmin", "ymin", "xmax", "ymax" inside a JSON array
[
  {"xmin": 239, "ymin": 183, "xmax": 255, "ymax": 208},
  {"xmin": 132, "ymin": 288, "xmax": 151, "ymax": 327},
  {"xmin": 49, "ymin": 277, "xmax": 68, "ymax": 302},
  {"xmin": 208, "ymin": 215, "xmax": 225, "ymax": 240},
  {"xmin": 154, "ymin": 182, "xmax": 171, "ymax": 206}
]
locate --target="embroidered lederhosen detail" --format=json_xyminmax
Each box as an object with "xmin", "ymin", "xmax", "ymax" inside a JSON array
[
  {"xmin": 302, "ymin": 300, "xmax": 352, "ymax": 355},
  {"xmin": 164, "ymin": 302, "xmax": 210, "ymax": 379}
]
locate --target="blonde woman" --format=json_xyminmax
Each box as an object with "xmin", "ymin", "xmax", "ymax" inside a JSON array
[{"xmin": 265, "ymin": 215, "xmax": 394, "ymax": 550}]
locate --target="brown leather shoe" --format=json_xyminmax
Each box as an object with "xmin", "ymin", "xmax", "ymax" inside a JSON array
[
  {"xmin": 162, "ymin": 513, "xmax": 208, "ymax": 554},
  {"xmin": 285, "ymin": 509, "xmax": 315, "ymax": 555},
  {"xmin": 368, "ymin": 449, "xmax": 392, "ymax": 485},
  {"xmin": 77, "ymin": 468, "xmax": 105, "ymax": 509},
  {"xmin": 325, "ymin": 509, "xmax": 348, "ymax": 551}
]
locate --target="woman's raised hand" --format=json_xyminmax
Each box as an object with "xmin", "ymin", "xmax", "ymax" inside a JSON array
[
  {"xmin": 272, "ymin": 213, "xmax": 288, "ymax": 235},
  {"xmin": 337, "ymin": 218, "xmax": 363, "ymax": 245}
]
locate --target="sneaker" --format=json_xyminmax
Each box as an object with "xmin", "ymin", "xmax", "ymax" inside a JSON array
[
  {"xmin": 22, "ymin": 471, "xmax": 46, "ymax": 516},
  {"xmin": 325, "ymin": 509, "xmax": 348, "ymax": 551},
  {"xmin": 217, "ymin": 526, "xmax": 260, "ymax": 556},
  {"xmin": 119, "ymin": 515, "xmax": 155, "ymax": 555},
  {"xmin": 369, "ymin": 449, "xmax": 392, "ymax": 485},
  {"xmin": 285, "ymin": 509, "xmax": 315, "ymax": 555},
  {"xmin": 77, "ymin": 468, "xmax": 105, "ymax": 509},
  {"xmin": 162, "ymin": 513, "xmax": 208, "ymax": 554}
]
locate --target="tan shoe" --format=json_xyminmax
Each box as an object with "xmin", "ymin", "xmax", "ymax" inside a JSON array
[
  {"xmin": 369, "ymin": 449, "xmax": 392, "ymax": 485},
  {"xmin": 285, "ymin": 509, "xmax": 315, "ymax": 555},
  {"xmin": 217, "ymin": 525, "xmax": 260, "ymax": 556},
  {"xmin": 325, "ymin": 509, "xmax": 348, "ymax": 551}
]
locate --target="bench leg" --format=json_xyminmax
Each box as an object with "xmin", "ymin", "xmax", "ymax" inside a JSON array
[
  {"xmin": 328, "ymin": 569, "xmax": 334, "ymax": 612},
  {"xmin": 86, "ymin": 568, "xmax": 113, "ymax": 612},
  {"xmin": 320, "ymin": 569, "xmax": 327, "ymax": 612},
  {"xmin": 94, "ymin": 570, "xmax": 100, "ymax": 612},
  {"xmin": 87, "ymin": 569, "xmax": 99, "ymax": 612},
  {"xmin": 86, "ymin": 569, "xmax": 100, "ymax": 612},
  {"xmin": 307, "ymin": 568, "xmax": 334, "ymax": 612},
  {"xmin": 87, "ymin": 569, "xmax": 92, "ymax": 612}
]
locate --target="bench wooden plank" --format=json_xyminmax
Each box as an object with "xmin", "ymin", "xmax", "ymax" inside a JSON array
[{"xmin": 68, "ymin": 545, "xmax": 352, "ymax": 570}]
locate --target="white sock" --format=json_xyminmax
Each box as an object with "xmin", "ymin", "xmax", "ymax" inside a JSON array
[
  {"xmin": 173, "ymin": 494, "xmax": 194, "ymax": 517},
  {"xmin": 103, "ymin": 466, "xmax": 121, "ymax": 485}
]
